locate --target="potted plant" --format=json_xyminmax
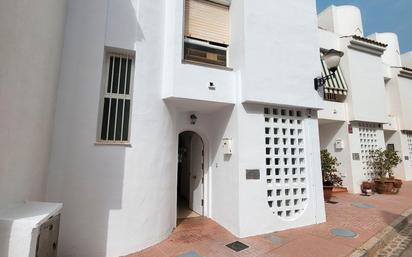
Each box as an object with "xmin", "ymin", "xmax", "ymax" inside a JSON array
[
  {"xmin": 361, "ymin": 181, "xmax": 375, "ymax": 195},
  {"xmin": 321, "ymin": 150, "xmax": 343, "ymax": 202},
  {"xmin": 367, "ymin": 149, "xmax": 402, "ymax": 194}
]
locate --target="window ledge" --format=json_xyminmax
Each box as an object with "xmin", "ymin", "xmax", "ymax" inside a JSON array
[
  {"xmin": 94, "ymin": 141, "xmax": 132, "ymax": 147},
  {"xmin": 182, "ymin": 59, "xmax": 233, "ymax": 71}
]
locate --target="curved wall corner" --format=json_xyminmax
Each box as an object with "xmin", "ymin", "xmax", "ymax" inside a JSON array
[
  {"xmin": 369, "ymin": 32, "xmax": 401, "ymax": 66},
  {"xmin": 402, "ymin": 52, "xmax": 412, "ymax": 68},
  {"xmin": 334, "ymin": 5, "xmax": 364, "ymax": 36}
]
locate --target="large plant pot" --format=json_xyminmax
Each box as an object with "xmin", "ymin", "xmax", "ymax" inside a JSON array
[
  {"xmin": 374, "ymin": 179, "xmax": 401, "ymax": 194},
  {"xmin": 323, "ymin": 186, "xmax": 334, "ymax": 202},
  {"xmin": 375, "ymin": 181, "xmax": 385, "ymax": 194},
  {"xmin": 394, "ymin": 179, "xmax": 403, "ymax": 189},
  {"xmin": 361, "ymin": 181, "xmax": 374, "ymax": 195},
  {"xmin": 332, "ymin": 187, "xmax": 348, "ymax": 193}
]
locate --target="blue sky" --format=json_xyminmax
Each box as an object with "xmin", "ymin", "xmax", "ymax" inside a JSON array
[{"xmin": 316, "ymin": 0, "xmax": 412, "ymax": 53}]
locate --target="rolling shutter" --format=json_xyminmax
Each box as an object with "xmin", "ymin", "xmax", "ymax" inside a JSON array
[{"xmin": 184, "ymin": 0, "xmax": 230, "ymax": 45}]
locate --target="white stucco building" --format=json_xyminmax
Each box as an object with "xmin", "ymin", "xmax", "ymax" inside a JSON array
[
  {"xmin": 317, "ymin": 5, "xmax": 412, "ymax": 194},
  {"xmin": 1, "ymin": 1, "xmax": 411, "ymax": 257},
  {"xmin": 1, "ymin": 0, "xmax": 327, "ymax": 256}
]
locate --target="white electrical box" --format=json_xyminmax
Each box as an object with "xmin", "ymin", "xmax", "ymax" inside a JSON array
[
  {"xmin": 0, "ymin": 201, "xmax": 62, "ymax": 257},
  {"xmin": 222, "ymin": 138, "xmax": 233, "ymax": 155},
  {"xmin": 335, "ymin": 139, "xmax": 344, "ymax": 150}
]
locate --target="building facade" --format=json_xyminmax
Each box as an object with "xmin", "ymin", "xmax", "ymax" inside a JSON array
[
  {"xmin": 317, "ymin": 5, "xmax": 412, "ymax": 194},
  {"xmin": 46, "ymin": 0, "xmax": 326, "ymax": 256},
  {"xmin": 1, "ymin": 1, "xmax": 411, "ymax": 257}
]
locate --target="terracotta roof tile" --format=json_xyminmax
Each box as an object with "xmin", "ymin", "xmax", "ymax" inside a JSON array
[{"xmin": 352, "ymin": 35, "xmax": 388, "ymax": 48}]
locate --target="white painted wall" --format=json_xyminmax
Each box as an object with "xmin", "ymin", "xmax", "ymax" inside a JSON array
[
  {"xmin": 340, "ymin": 44, "xmax": 388, "ymax": 123},
  {"xmin": 369, "ymin": 33, "xmax": 401, "ymax": 67},
  {"xmin": 318, "ymin": 28, "xmax": 341, "ymax": 51},
  {"xmin": 401, "ymin": 52, "xmax": 412, "ymax": 68},
  {"xmin": 0, "ymin": 0, "xmax": 67, "ymax": 206},
  {"xmin": 318, "ymin": 101, "xmax": 347, "ymax": 121},
  {"xmin": 47, "ymin": 1, "xmax": 179, "ymax": 256},
  {"xmin": 398, "ymin": 77, "xmax": 412, "ymax": 131},
  {"xmin": 319, "ymin": 122, "xmax": 353, "ymax": 191},
  {"xmin": 241, "ymin": 0, "xmax": 323, "ymax": 109},
  {"xmin": 318, "ymin": 5, "xmax": 364, "ymax": 36}
]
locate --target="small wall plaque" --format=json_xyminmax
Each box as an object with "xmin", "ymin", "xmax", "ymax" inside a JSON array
[
  {"xmin": 246, "ymin": 169, "xmax": 260, "ymax": 180},
  {"xmin": 352, "ymin": 153, "xmax": 360, "ymax": 161},
  {"xmin": 405, "ymin": 156, "xmax": 410, "ymax": 161}
]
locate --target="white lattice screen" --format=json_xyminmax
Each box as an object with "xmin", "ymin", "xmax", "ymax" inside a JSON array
[
  {"xmin": 264, "ymin": 107, "xmax": 308, "ymax": 220},
  {"xmin": 359, "ymin": 122, "xmax": 379, "ymax": 179},
  {"xmin": 407, "ymin": 132, "xmax": 412, "ymax": 161}
]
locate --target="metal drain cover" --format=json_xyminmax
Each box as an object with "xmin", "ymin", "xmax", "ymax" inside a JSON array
[
  {"xmin": 177, "ymin": 251, "xmax": 202, "ymax": 257},
  {"xmin": 265, "ymin": 235, "xmax": 286, "ymax": 245},
  {"xmin": 331, "ymin": 228, "xmax": 358, "ymax": 238},
  {"xmin": 352, "ymin": 202, "xmax": 375, "ymax": 209},
  {"xmin": 226, "ymin": 241, "xmax": 249, "ymax": 252}
]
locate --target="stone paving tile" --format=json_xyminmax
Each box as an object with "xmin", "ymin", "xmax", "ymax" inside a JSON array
[
  {"xmin": 375, "ymin": 222, "xmax": 412, "ymax": 257},
  {"xmin": 126, "ymin": 182, "xmax": 412, "ymax": 257}
]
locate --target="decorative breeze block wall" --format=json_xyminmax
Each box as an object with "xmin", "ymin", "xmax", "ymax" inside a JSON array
[
  {"xmin": 406, "ymin": 132, "xmax": 412, "ymax": 161},
  {"xmin": 358, "ymin": 122, "xmax": 379, "ymax": 179},
  {"xmin": 264, "ymin": 107, "xmax": 308, "ymax": 220}
]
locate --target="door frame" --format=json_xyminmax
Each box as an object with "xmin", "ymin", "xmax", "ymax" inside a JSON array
[{"xmin": 176, "ymin": 130, "xmax": 210, "ymax": 222}]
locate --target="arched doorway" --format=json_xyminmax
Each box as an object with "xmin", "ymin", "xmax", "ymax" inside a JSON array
[{"xmin": 177, "ymin": 131, "xmax": 205, "ymax": 221}]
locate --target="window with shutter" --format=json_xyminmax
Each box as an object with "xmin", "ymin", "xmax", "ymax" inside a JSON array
[{"xmin": 183, "ymin": 0, "xmax": 230, "ymax": 67}]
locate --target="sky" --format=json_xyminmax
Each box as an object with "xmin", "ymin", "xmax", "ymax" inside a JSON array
[{"xmin": 316, "ymin": 0, "xmax": 412, "ymax": 53}]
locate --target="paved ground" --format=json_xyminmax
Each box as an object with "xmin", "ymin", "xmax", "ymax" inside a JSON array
[
  {"xmin": 375, "ymin": 222, "xmax": 412, "ymax": 257},
  {"xmin": 126, "ymin": 182, "xmax": 412, "ymax": 257}
]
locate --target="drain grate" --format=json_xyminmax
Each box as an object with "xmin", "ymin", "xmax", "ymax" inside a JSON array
[
  {"xmin": 352, "ymin": 202, "xmax": 375, "ymax": 209},
  {"xmin": 331, "ymin": 228, "xmax": 358, "ymax": 238},
  {"xmin": 226, "ymin": 241, "xmax": 249, "ymax": 252},
  {"xmin": 265, "ymin": 235, "xmax": 287, "ymax": 245},
  {"xmin": 176, "ymin": 251, "xmax": 202, "ymax": 257}
]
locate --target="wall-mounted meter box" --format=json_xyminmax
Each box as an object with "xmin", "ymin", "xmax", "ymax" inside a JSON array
[
  {"xmin": 335, "ymin": 139, "xmax": 344, "ymax": 150},
  {"xmin": 222, "ymin": 138, "xmax": 233, "ymax": 155}
]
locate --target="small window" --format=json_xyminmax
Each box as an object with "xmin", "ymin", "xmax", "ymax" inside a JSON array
[
  {"xmin": 184, "ymin": 0, "xmax": 230, "ymax": 67},
  {"xmin": 98, "ymin": 52, "xmax": 134, "ymax": 143}
]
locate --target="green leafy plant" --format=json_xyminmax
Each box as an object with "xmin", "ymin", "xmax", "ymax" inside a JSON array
[
  {"xmin": 367, "ymin": 149, "xmax": 402, "ymax": 181},
  {"xmin": 321, "ymin": 149, "xmax": 343, "ymax": 187}
]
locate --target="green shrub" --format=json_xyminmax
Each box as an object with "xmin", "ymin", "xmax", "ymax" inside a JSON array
[
  {"xmin": 320, "ymin": 149, "xmax": 343, "ymax": 187},
  {"xmin": 367, "ymin": 149, "xmax": 402, "ymax": 181}
]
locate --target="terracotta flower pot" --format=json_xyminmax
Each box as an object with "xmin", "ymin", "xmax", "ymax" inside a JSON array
[
  {"xmin": 323, "ymin": 186, "xmax": 333, "ymax": 202},
  {"xmin": 394, "ymin": 179, "xmax": 402, "ymax": 189},
  {"xmin": 375, "ymin": 181, "xmax": 385, "ymax": 194}
]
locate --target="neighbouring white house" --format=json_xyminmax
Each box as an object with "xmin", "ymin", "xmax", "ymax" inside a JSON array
[
  {"xmin": 317, "ymin": 5, "xmax": 412, "ymax": 194},
  {"xmin": 1, "ymin": 0, "xmax": 327, "ymax": 256},
  {"xmin": 1, "ymin": 1, "xmax": 411, "ymax": 257}
]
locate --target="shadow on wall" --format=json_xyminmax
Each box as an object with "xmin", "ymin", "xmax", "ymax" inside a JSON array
[
  {"xmin": 318, "ymin": 121, "xmax": 346, "ymax": 151},
  {"xmin": 209, "ymin": 106, "xmax": 235, "ymax": 164},
  {"xmin": 106, "ymin": 0, "xmax": 145, "ymax": 48},
  {"xmin": 0, "ymin": 221, "xmax": 11, "ymax": 257},
  {"xmin": 51, "ymin": 0, "xmax": 142, "ymax": 256}
]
